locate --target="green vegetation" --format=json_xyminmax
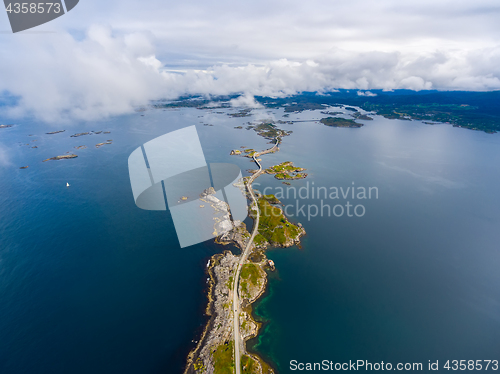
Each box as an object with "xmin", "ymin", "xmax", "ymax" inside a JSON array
[
  {"xmin": 212, "ymin": 341, "xmax": 234, "ymax": 374},
  {"xmin": 246, "ymin": 121, "xmax": 293, "ymax": 140},
  {"xmin": 244, "ymin": 149, "xmax": 255, "ymax": 153},
  {"xmin": 363, "ymin": 102, "xmax": 498, "ymax": 133},
  {"xmin": 241, "ymin": 355, "xmax": 258, "ymax": 373},
  {"xmin": 266, "ymin": 162, "xmax": 307, "ymax": 180},
  {"xmin": 266, "ymin": 161, "xmax": 301, "ymax": 173},
  {"xmin": 241, "ymin": 281, "xmax": 249, "ymax": 297},
  {"xmin": 253, "ymin": 233, "xmax": 268, "ymax": 246},
  {"xmin": 226, "ymin": 276, "xmax": 233, "ymax": 290},
  {"xmin": 241, "ymin": 264, "xmax": 259, "ymax": 286},
  {"xmin": 262, "ymin": 194, "xmax": 281, "ymax": 204},
  {"xmin": 320, "ymin": 117, "xmax": 363, "ymax": 128},
  {"xmin": 283, "ymin": 102, "xmax": 325, "ymax": 112},
  {"xmin": 257, "ymin": 197, "xmax": 301, "ymax": 245},
  {"xmin": 228, "ymin": 109, "xmax": 252, "ymax": 117},
  {"xmin": 194, "ymin": 357, "xmax": 206, "ymax": 372},
  {"xmin": 352, "ymin": 112, "xmax": 373, "ymax": 120}
]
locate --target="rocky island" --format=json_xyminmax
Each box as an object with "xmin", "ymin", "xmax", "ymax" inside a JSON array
[
  {"xmin": 42, "ymin": 154, "xmax": 78, "ymax": 162},
  {"xmin": 320, "ymin": 117, "xmax": 363, "ymax": 128},
  {"xmin": 96, "ymin": 141, "xmax": 113, "ymax": 148}
]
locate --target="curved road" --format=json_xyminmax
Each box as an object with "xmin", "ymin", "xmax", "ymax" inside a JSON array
[{"xmin": 232, "ymin": 140, "xmax": 279, "ymax": 374}]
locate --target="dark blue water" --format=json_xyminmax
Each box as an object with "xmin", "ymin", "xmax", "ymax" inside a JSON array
[
  {"xmin": 248, "ymin": 112, "xmax": 500, "ymax": 372},
  {"xmin": 1, "ymin": 107, "xmax": 499, "ymax": 373}
]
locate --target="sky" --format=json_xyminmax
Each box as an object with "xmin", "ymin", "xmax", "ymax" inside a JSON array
[{"xmin": 0, "ymin": 0, "xmax": 500, "ymax": 122}]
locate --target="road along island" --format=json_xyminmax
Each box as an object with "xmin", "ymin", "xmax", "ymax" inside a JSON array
[{"xmin": 183, "ymin": 136, "xmax": 306, "ymax": 374}]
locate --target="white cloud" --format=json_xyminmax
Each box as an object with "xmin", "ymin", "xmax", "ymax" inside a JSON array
[
  {"xmin": 229, "ymin": 94, "xmax": 263, "ymax": 108},
  {"xmin": 358, "ymin": 91, "xmax": 377, "ymax": 97},
  {"xmin": 1, "ymin": 0, "xmax": 500, "ymax": 123},
  {"xmin": 0, "ymin": 25, "xmax": 168, "ymax": 123},
  {"xmin": 2, "ymin": 33, "xmax": 500, "ymax": 123}
]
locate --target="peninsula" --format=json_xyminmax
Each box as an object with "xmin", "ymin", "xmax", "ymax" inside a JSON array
[{"xmin": 184, "ymin": 139, "xmax": 305, "ymax": 374}]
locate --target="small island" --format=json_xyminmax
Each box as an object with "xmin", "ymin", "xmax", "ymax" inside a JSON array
[
  {"xmin": 321, "ymin": 110, "xmax": 343, "ymax": 116},
  {"xmin": 96, "ymin": 141, "xmax": 112, "ymax": 148},
  {"xmin": 0, "ymin": 125, "xmax": 13, "ymax": 129},
  {"xmin": 42, "ymin": 154, "xmax": 78, "ymax": 162},
  {"xmin": 230, "ymin": 149, "xmax": 242, "ymax": 155},
  {"xmin": 228, "ymin": 109, "xmax": 252, "ymax": 117},
  {"xmin": 246, "ymin": 121, "xmax": 293, "ymax": 140},
  {"xmin": 46, "ymin": 130, "xmax": 65, "ymax": 135},
  {"xmin": 320, "ymin": 117, "xmax": 363, "ymax": 128},
  {"xmin": 265, "ymin": 161, "xmax": 308, "ymax": 180},
  {"xmin": 70, "ymin": 130, "xmax": 111, "ymax": 137},
  {"xmin": 352, "ymin": 112, "xmax": 374, "ymax": 120},
  {"xmin": 70, "ymin": 132, "xmax": 90, "ymax": 137}
]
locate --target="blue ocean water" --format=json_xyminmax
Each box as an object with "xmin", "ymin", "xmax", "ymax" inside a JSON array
[{"xmin": 0, "ymin": 107, "xmax": 499, "ymax": 373}]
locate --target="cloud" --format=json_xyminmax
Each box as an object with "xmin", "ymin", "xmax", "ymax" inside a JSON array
[
  {"xmin": 229, "ymin": 94, "xmax": 263, "ymax": 108},
  {"xmin": 357, "ymin": 91, "xmax": 378, "ymax": 97},
  {"xmin": 0, "ymin": 25, "xmax": 167, "ymax": 123},
  {"xmin": 1, "ymin": 14, "xmax": 500, "ymax": 122}
]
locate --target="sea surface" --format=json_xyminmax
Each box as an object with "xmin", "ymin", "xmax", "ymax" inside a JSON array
[{"xmin": 0, "ymin": 105, "xmax": 499, "ymax": 373}]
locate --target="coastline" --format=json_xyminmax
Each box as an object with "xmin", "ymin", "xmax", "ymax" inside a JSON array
[
  {"xmin": 245, "ymin": 274, "xmax": 279, "ymax": 373},
  {"xmin": 183, "ymin": 252, "xmax": 221, "ymax": 374},
  {"xmin": 183, "ymin": 234, "xmax": 300, "ymax": 374}
]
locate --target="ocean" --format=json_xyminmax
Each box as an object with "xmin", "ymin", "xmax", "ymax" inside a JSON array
[{"xmin": 1, "ymin": 106, "xmax": 499, "ymax": 373}]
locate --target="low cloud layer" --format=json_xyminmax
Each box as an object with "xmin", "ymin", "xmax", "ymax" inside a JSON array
[{"xmin": 0, "ymin": 22, "xmax": 500, "ymax": 122}]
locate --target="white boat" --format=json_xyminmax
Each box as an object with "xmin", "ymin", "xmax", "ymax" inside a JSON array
[{"xmin": 66, "ymin": 183, "xmax": 70, "ymax": 187}]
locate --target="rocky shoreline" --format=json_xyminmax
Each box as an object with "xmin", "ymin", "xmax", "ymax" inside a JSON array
[{"xmin": 183, "ymin": 194, "xmax": 305, "ymax": 373}]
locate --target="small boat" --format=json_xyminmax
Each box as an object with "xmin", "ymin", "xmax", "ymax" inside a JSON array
[{"xmin": 66, "ymin": 183, "xmax": 70, "ymax": 187}]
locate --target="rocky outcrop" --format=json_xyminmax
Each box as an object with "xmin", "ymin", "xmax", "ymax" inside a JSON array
[{"xmin": 42, "ymin": 154, "xmax": 78, "ymax": 162}]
